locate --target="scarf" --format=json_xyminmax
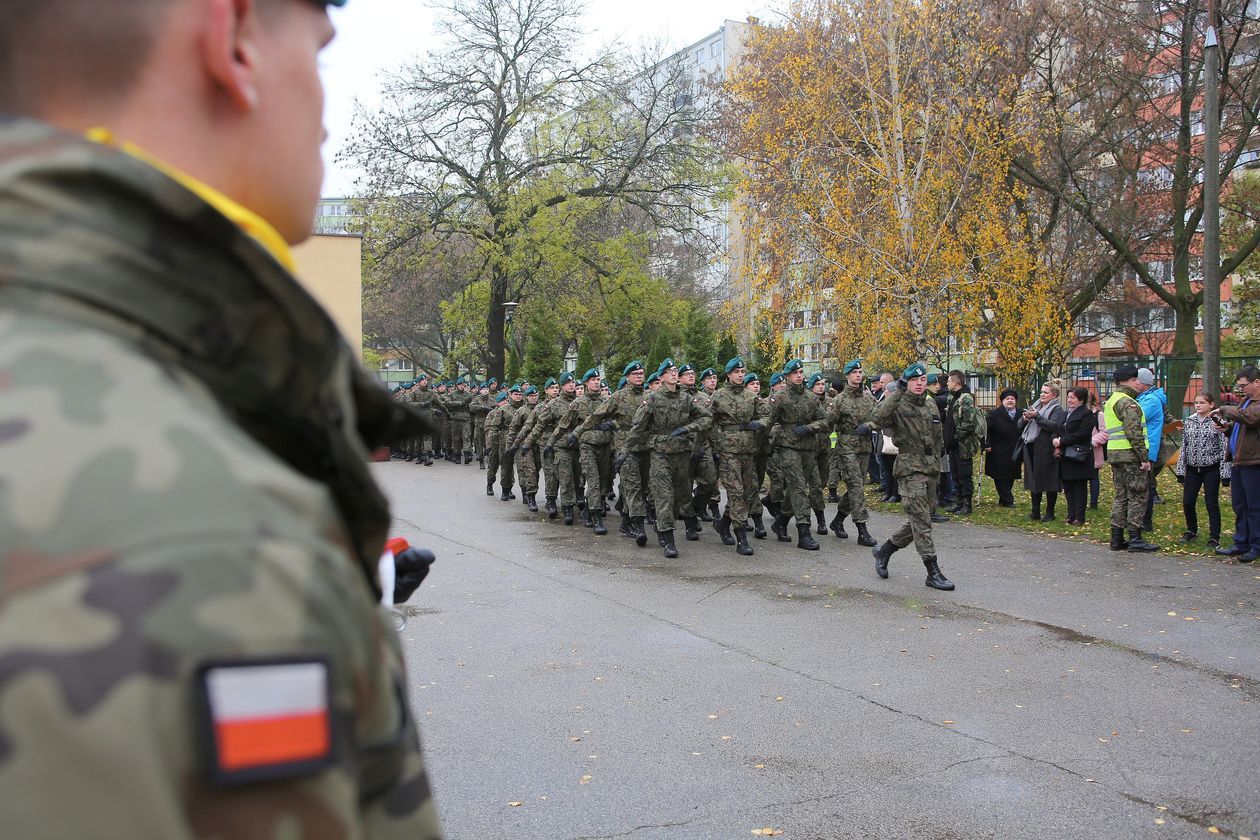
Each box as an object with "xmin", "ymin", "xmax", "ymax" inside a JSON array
[{"xmin": 1022, "ymin": 400, "xmax": 1056, "ymax": 443}]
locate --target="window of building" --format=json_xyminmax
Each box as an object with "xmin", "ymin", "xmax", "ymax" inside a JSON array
[{"xmin": 711, "ymin": 41, "xmax": 720, "ymax": 57}]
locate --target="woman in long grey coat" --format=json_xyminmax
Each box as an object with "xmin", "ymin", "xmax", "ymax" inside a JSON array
[{"xmin": 1018, "ymin": 380, "xmax": 1064, "ymax": 521}]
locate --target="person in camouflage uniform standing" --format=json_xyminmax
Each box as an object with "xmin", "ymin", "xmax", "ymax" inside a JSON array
[
  {"xmin": 523, "ymin": 377, "xmax": 562, "ymax": 518},
  {"xmin": 548, "ymin": 373, "xmax": 586, "ymax": 525},
  {"xmin": 709, "ymin": 357, "xmax": 764, "ymax": 555},
  {"xmin": 0, "ymin": 2, "xmax": 444, "ymax": 836},
  {"xmin": 1105, "ymin": 365, "xmax": 1160, "ymax": 552},
  {"xmin": 765, "ymin": 360, "xmax": 828, "ymax": 550},
  {"xmin": 808, "ymin": 373, "xmax": 832, "ymax": 536},
  {"xmin": 581, "ymin": 361, "xmax": 651, "ymax": 545},
  {"xmin": 626, "ymin": 359, "xmax": 712, "ymax": 557},
  {"xmin": 509, "ymin": 386, "xmax": 542, "ymax": 512},
  {"xmin": 410, "ymin": 374, "xmax": 438, "ymax": 466},
  {"xmin": 946, "ymin": 370, "xmax": 983, "ymax": 516},
  {"xmin": 743, "ymin": 373, "xmax": 770, "ymax": 539},
  {"xmin": 560, "ymin": 369, "xmax": 613, "ymax": 534},
  {"xmin": 393, "ymin": 380, "xmax": 414, "ymax": 459},
  {"xmin": 496, "ymin": 385, "xmax": 525, "ymax": 500},
  {"xmin": 485, "ymin": 391, "xmax": 509, "ymax": 495},
  {"xmin": 691, "ymin": 367, "xmax": 722, "ymax": 523},
  {"xmin": 870, "ymin": 364, "xmax": 956, "ymax": 590},
  {"xmin": 434, "ymin": 381, "xmax": 452, "ymax": 460},
  {"xmin": 824, "ymin": 360, "xmax": 879, "ymax": 546},
  {"xmin": 445, "ymin": 376, "xmax": 474, "ymax": 463},
  {"xmin": 763, "ymin": 372, "xmax": 791, "ymax": 525},
  {"xmin": 471, "ymin": 381, "xmax": 492, "ymax": 468}
]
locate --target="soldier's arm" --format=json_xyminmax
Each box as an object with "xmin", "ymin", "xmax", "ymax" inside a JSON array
[
  {"xmin": 576, "ymin": 396, "xmax": 614, "ymax": 434},
  {"xmin": 685, "ymin": 395, "xmax": 713, "ymax": 434},
  {"xmin": 624, "ymin": 395, "xmax": 652, "ymax": 452},
  {"xmin": 352, "ymin": 369, "xmax": 441, "ymax": 446},
  {"xmin": 1120, "ymin": 399, "xmax": 1150, "ymax": 461},
  {"xmin": 870, "ymin": 387, "xmax": 903, "ymax": 428},
  {"xmin": 955, "ymin": 394, "xmax": 977, "ymax": 436}
]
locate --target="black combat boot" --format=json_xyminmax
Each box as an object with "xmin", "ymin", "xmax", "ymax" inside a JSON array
[
  {"xmin": 486, "ymin": 484, "xmax": 495, "ymax": 497},
  {"xmin": 708, "ymin": 501, "xmax": 721, "ymax": 521},
  {"xmin": 632, "ymin": 516, "xmax": 648, "ymax": 547},
  {"xmin": 424, "ymin": 455, "xmax": 434, "ymax": 466},
  {"xmin": 562, "ymin": 505, "xmax": 574, "ymax": 526},
  {"xmin": 955, "ymin": 501, "xmax": 972, "ymax": 516},
  {"xmin": 546, "ymin": 498, "xmax": 558, "ymax": 519},
  {"xmin": 684, "ymin": 516, "xmax": 701, "ymax": 541},
  {"xmin": 750, "ymin": 514, "xmax": 767, "ymax": 539},
  {"xmin": 873, "ymin": 541, "xmax": 898, "ymax": 579},
  {"xmin": 404, "ymin": 453, "xmax": 414, "ymax": 462},
  {"xmin": 855, "ymin": 522, "xmax": 877, "ymax": 547},
  {"xmin": 478, "ymin": 455, "xmax": 485, "ymax": 470},
  {"xmin": 923, "ymin": 556, "xmax": 955, "ymax": 591},
  {"xmin": 1109, "ymin": 526, "xmax": 1128, "ymax": 550},
  {"xmin": 698, "ymin": 503, "xmax": 713, "ymax": 522},
  {"xmin": 762, "ymin": 495, "xmax": 780, "ymax": 517},
  {"xmin": 463, "ymin": 451, "xmax": 473, "ymax": 464},
  {"xmin": 660, "ymin": 529, "xmax": 679, "ymax": 558},
  {"xmin": 814, "ymin": 509, "xmax": 828, "ymax": 535},
  {"xmin": 526, "ymin": 495, "xmax": 538, "ymax": 513},
  {"xmin": 500, "ymin": 490, "xmax": 514, "ymax": 501},
  {"xmin": 829, "ymin": 511, "xmax": 849, "ymax": 539},
  {"xmin": 592, "ymin": 512, "xmax": 608, "ymax": 535},
  {"xmin": 930, "ymin": 508, "xmax": 952, "ymax": 523},
  {"xmin": 796, "ymin": 523, "xmax": 820, "ymax": 551},
  {"xmin": 618, "ymin": 512, "xmax": 634, "ymax": 538},
  {"xmin": 734, "ymin": 527, "xmax": 754, "ymax": 556},
  {"xmin": 714, "ymin": 512, "xmax": 735, "ymax": 546},
  {"xmin": 827, "ymin": 486, "xmax": 840, "ymax": 503},
  {"xmin": 1126, "ymin": 528, "xmax": 1160, "ymax": 553},
  {"xmin": 771, "ymin": 513, "xmax": 792, "ymax": 542}
]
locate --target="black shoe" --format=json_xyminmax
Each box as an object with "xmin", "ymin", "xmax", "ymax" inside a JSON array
[
  {"xmin": 1126, "ymin": 528, "xmax": 1160, "ymax": 553},
  {"xmin": 771, "ymin": 513, "xmax": 792, "ymax": 542},
  {"xmin": 500, "ymin": 491, "xmax": 513, "ymax": 502},
  {"xmin": 923, "ymin": 557, "xmax": 955, "ymax": 591},
  {"xmin": 632, "ymin": 516, "xmax": 648, "ymax": 547},
  {"xmin": 945, "ymin": 501, "xmax": 963, "ymax": 514},
  {"xmin": 888, "ymin": 495, "xmax": 902, "ymax": 503},
  {"xmin": 931, "ymin": 511, "xmax": 951, "ymax": 524},
  {"xmin": 829, "ymin": 511, "xmax": 849, "ymax": 539},
  {"xmin": 546, "ymin": 499, "xmax": 558, "ymax": 519},
  {"xmin": 955, "ymin": 502, "xmax": 972, "ymax": 516},
  {"xmin": 1240, "ymin": 551, "xmax": 1260, "ymax": 563},
  {"xmin": 734, "ymin": 527, "xmax": 754, "ymax": 556},
  {"xmin": 714, "ymin": 512, "xmax": 735, "ymax": 546},
  {"xmin": 750, "ymin": 514, "xmax": 767, "ymax": 540},
  {"xmin": 527, "ymin": 495, "xmax": 539, "ymax": 513},
  {"xmin": 1207, "ymin": 537, "xmax": 1220, "ymax": 549},
  {"xmin": 827, "ymin": 488, "xmax": 840, "ymax": 503},
  {"xmin": 463, "ymin": 451, "xmax": 473, "ymax": 464},
  {"xmin": 1029, "ymin": 509, "xmax": 1041, "ymax": 522},
  {"xmin": 660, "ymin": 529, "xmax": 678, "ymax": 558},
  {"xmin": 487, "ymin": 486, "xmax": 495, "ymax": 497},
  {"xmin": 592, "ymin": 513, "xmax": 608, "ymax": 535},
  {"xmin": 709, "ymin": 501, "xmax": 721, "ymax": 521},
  {"xmin": 762, "ymin": 495, "xmax": 781, "ymax": 517},
  {"xmin": 684, "ymin": 516, "xmax": 701, "ymax": 541},
  {"xmin": 873, "ymin": 541, "xmax": 897, "ymax": 578},
  {"xmin": 698, "ymin": 506, "xmax": 714, "ymax": 522},
  {"xmin": 404, "ymin": 455, "xmax": 415, "ymax": 462},
  {"xmin": 563, "ymin": 505, "xmax": 574, "ymax": 526},
  {"xmin": 1216, "ymin": 544, "xmax": 1246, "ymax": 556},
  {"xmin": 618, "ymin": 513, "xmax": 635, "ymax": 538},
  {"xmin": 814, "ymin": 509, "xmax": 828, "ymax": 535},
  {"xmin": 796, "ymin": 523, "xmax": 820, "ymax": 550},
  {"xmin": 1109, "ymin": 526, "xmax": 1128, "ymax": 551},
  {"xmin": 1179, "ymin": 531, "xmax": 1198, "ymax": 544},
  {"xmin": 855, "ymin": 522, "xmax": 877, "ymax": 547},
  {"xmin": 1041, "ymin": 512, "xmax": 1056, "ymax": 523}
]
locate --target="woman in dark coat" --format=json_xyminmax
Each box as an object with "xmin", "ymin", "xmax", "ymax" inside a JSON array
[
  {"xmin": 1019, "ymin": 380, "xmax": 1065, "ymax": 521},
  {"xmin": 1053, "ymin": 387, "xmax": 1098, "ymax": 525},
  {"xmin": 985, "ymin": 388, "xmax": 1024, "ymax": 506}
]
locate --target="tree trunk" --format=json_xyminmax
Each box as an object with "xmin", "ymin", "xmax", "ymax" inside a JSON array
[
  {"xmin": 1166, "ymin": 298, "xmax": 1201, "ymax": 415},
  {"xmin": 487, "ymin": 273, "xmax": 507, "ymax": 383}
]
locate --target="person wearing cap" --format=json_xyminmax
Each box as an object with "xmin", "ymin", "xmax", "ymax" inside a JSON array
[
  {"xmin": 445, "ymin": 376, "xmax": 475, "ymax": 463},
  {"xmin": 678, "ymin": 362, "xmax": 717, "ymax": 538},
  {"xmin": 760, "ymin": 371, "xmax": 789, "ymax": 523},
  {"xmin": 870, "ymin": 364, "xmax": 956, "ymax": 590},
  {"xmin": 1103, "ymin": 366, "xmax": 1160, "ymax": 551},
  {"xmin": 765, "ymin": 360, "xmax": 830, "ymax": 550},
  {"xmin": 695, "ymin": 367, "xmax": 723, "ymax": 521},
  {"xmin": 946, "ymin": 371, "xmax": 983, "ymax": 516},
  {"xmin": 471, "ymin": 379, "xmax": 493, "ymax": 468},
  {"xmin": 926, "ymin": 373, "xmax": 956, "ymax": 518},
  {"xmin": 522, "ymin": 377, "xmax": 563, "ymax": 518},
  {"xmin": 822, "ymin": 360, "xmax": 879, "ymax": 546},
  {"xmin": 485, "ymin": 390, "xmax": 512, "ymax": 496},
  {"xmin": 434, "ymin": 380, "xmax": 453, "ymax": 460},
  {"xmin": 584, "ymin": 361, "xmax": 652, "ymax": 544},
  {"xmin": 558, "ymin": 369, "xmax": 613, "ymax": 534},
  {"xmin": 984, "ymin": 388, "xmax": 1024, "ymax": 507},
  {"xmin": 807, "ymin": 372, "xmax": 832, "ymax": 536},
  {"xmin": 625, "ymin": 358, "xmax": 712, "ymax": 557},
  {"xmin": 647, "ymin": 371, "xmax": 663, "ymax": 391},
  {"xmin": 547, "ymin": 372, "xmax": 587, "ymax": 525},
  {"xmin": 1134, "ymin": 367, "xmax": 1168, "ymax": 529},
  {"xmin": 0, "ymin": 1, "xmax": 445, "ymax": 836},
  {"xmin": 493, "ymin": 386, "xmax": 525, "ymax": 501},
  {"xmin": 408, "ymin": 374, "xmax": 440, "ymax": 466},
  {"xmin": 505, "ymin": 386, "xmax": 541, "ymax": 512},
  {"xmin": 709, "ymin": 357, "xmax": 765, "ymax": 554}
]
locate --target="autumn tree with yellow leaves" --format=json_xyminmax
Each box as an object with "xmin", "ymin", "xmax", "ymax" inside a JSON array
[{"xmin": 721, "ymin": 0, "xmax": 1070, "ymax": 378}]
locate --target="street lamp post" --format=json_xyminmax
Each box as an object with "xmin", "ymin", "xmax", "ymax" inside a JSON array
[{"xmin": 502, "ymin": 301, "xmax": 520, "ymax": 377}]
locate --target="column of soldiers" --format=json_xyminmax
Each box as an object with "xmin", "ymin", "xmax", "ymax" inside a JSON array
[{"xmin": 390, "ymin": 356, "xmax": 956, "ymax": 591}]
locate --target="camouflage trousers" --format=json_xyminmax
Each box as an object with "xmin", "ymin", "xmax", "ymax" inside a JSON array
[
  {"xmin": 688, "ymin": 449, "xmax": 718, "ymax": 516},
  {"xmin": 517, "ymin": 444, "xmax": 540, "ymax": 495},
  {"xmin": 555, "ymin": 447, "xmax": 584, "ymax": 507},
  {"xmin": 833, "ymin": 450, "xmax": 870, "ymax": 523},
  {"xmin": 828, "ymin": 444, "xmax": 843, "ymax": 487},
  {"xmin": 473, "ymin": 417, "xmax": 486, "ymax": 458},
  {"xmin": 755, "ymin": 447, "xmax": 769, "ymax": 494},
  {"xmin": 541, "ymin": 447, "xmax": 559, "ymax": 501},
  {"xmin": 581, "ymin": 442, "xmax": 612, "ymax": 514},
  {"xmin": 619, "ymin": 451, "xmax": 650, "ymax": 517},
  {"xmin": 777, "ymin": 447, "xmax": 820, "ymax": 524},
  {"xmin": 888, "ymin": 471, "xmax": 937, "ymax": 558},
  {"xmin": 767, "ymin": 445, "xmax": 785, "ymax": 508},
  {"xmin": 441, "ymin": 417, "xmax": 451, "ymax": 453},
  {"xmin": 716, "ymin": 450, "xmax": 762, "ymax": 524},
  {"xmin": 450, "ymin": 417, "xmax": 472, "ymax": 454},
  {"xmin": 811, "ymin": 448, "xmax": 829, "ymax": 511},
  {"xmin": 498, "ymin": 441, "xmax": 515, "ymax": 492},
  {"xmin": 650, "ymin": 451, "xmax": 692, "ymax": 533},
  {"xmin": 485, "ymin": 439, "xmax": 501, "ymax": 487},
  {"xmin": 1110, "ymin": 461, "xmax": 1148, "ymax": 530}
]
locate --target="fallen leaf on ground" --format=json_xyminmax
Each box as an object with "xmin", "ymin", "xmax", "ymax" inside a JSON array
[
  {"xmin": 751, "ymin": 830, "xmax": 783, "ymax": 836},
  {"xmin": 508, "ymin": 801, "xmax": 523, "ymax": 807},
  {"xmin": 942, "ymin": 720, "xmax": 955, "ymax": 725},
  {"xmin": 754, "ymin": 764, "xmax": 765, "ymax": 769},
  {"xmin": 580, "ymin": 775, "xmax": 592, "ymax": 785}
]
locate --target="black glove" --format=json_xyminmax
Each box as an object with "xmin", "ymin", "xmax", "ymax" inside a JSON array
[
  {"xmin": 1223, "ymin": 478, "xmax": 1231, "ymax": 487},
  {"xmin": 597, "ymin": 421, "xmax": 615, "ymax": 432},
  {"xmin": 544, "ymin": 445, "xmax": 554, "ymax": 457},
  {"xmin": 898, "ymin": 377, "xmax": 909, "ymax": 390},
  {"xmin": 852, "ymin": 423, "xmax": 871, "ymax": 437},
  {"xmin": 713, "ymin": 452, "xmax": 720, "ymax": 466},
  {"xmin": 691, "ymin": 452, "xmax": 703, "ymax": 465},
  {"xmin": 793, "ymin": 424, "xmax": 812, "ymax": 437},
  {"xmin": 566, "ymin": 433, "xmax": 578, "ymax": 447},
  {"xmin": 393, "ymin": 547, "xmax": 435, "ymax": 604},
  {"xmin": 744, "ymin": 420, "xmax": 763, "ymax": 431},
  {"xmin": 1176, "ymin": 474, "xmax": 1184, "ymax": 485},
  {"xmin": 670, "ymin": 427, "xmax": 688, "ymax": 438},
  {"xmin": 614, "ymin": 453, "xmax": 627, "ymax": 472},
  {"xmin": 504, "ymin": 446, "xmax": 517, "ymax": 458}
]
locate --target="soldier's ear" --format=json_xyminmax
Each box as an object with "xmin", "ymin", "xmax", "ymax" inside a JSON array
[{"xmin": 203, "ymin": 0, "xmax": 262, "ymax": 112}]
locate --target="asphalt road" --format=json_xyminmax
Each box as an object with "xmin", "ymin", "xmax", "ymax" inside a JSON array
[{"xmin": 379, "ymin": 459, "xmax": 1260, "ymax": 840}]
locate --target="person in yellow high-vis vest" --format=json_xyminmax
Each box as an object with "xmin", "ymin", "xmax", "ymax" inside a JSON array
[{"xmin": 1105, "ymin": 365, "xmax": 1161, "ymax": 552}]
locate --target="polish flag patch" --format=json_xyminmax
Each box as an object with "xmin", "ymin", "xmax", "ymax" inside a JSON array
[{"xmin": 197, "ymin": 659, "xmax": 335, "ymax": 785}]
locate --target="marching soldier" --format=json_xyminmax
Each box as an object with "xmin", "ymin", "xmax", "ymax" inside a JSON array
[
  {"xmin": 744, "ymin": 373, "xmax": 770, "ymax": 539},
  {"xmin": 410, "ymin": 374, "xmax": 438, "ymax": 465},
  {"xmin": 510, "ymin": 386, "xmax": 543, "ymax": 512},
  {"xmin": 523, "ymin": 377, "xmax": 563, "ymax": 518},
  {"xmin": 808, "ymin": 373, "xmax": 831, "ymax": 536},
  {"xmin": 825, "ymin": 360, "xmax": 879, "ymax": 546},
  {"xmin": 496, "ymin": 385, "xmax": 525, "ymax": 500},
  {"xmin": 484, "ymin": 391, "xmax": 509, "ymax": 496},
  {"xmin": 561, "ymin": 369, "xmax": 613, "ymax": 534},
  {"xmin": 548, "ymin": 373, "xmax": 585, "ymax": 525},
  {"xmin": 471, "ymin": 381, "xmax": 492, "ymax": 468},
  {"xmin": 870, "ymin": 364, "xmax": 956, "ymax": 590},
  {"xmin": 766, "ymin": 360, "xmax": 829, "ymax": 550},
  {"xmin": 578, "ymin": 361, "xmax": 651, "ymax": 545},
  {"xmin": 710, "ymin": 357, "xmax": 764, "ymax": 555},
  {"xmin": 445, "ymin": 376, "xmax": 474, "ymax": 463}
]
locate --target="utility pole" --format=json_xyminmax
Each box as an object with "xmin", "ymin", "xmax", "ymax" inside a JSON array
[{"xmin": 1203, "ymin": 0, "xmax": 1222, "ymax": 400}]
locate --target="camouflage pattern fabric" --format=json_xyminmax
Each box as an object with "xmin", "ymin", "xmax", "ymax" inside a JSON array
[
  {"xmin": 411, "ymin": 387, "xmax": 440, "ymax": 456},
  {"xmin": 833, "ymin": 452, "xmax": 871, "ymax": 523},
  {"xmin": 687, "ymin": 387, "xmax": 719, "ymax": 517},
  {"xmin": 887, "ymin": 472, "xmax": 938, "ymax": 557},
  {"xmin": 580, "ymin": 442, "xmax": 612, "ymax": 514},
  {"xmin": 873, "ymin": 385, "xmax": 944, "ymax": 559},
  {"xmin": 0, "ymin": 119, "xmax": 441, "ymax": 838},
  {"xmin": 470, "ymin": 393, "xmax": 491, "ymax": 458},
  {"xmin": 1110, "ymin": 462, "xmax": 1149, "ymax": 530},
  {"xmin": 650, "ymin": 451, "xmax": 694, "ymax": 532},
  {"xmin": 767, "ymin": 383, "xmax": 829, "ymax": 521},
  {"xmin": 627, "ymin": 385, "xmax": 711, "ymax": 532},
  {"xmin": 485, "ymin": 403, "xmax": 505, "ymax": 489},
  {"xmin": 710, "ymin": 382, "xmax": 764, "ymax": 523}
]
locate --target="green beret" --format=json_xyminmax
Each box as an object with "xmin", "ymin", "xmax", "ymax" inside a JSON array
[
  {"xmin": 455, "ymin": 376, "xmax": 467, "ymax": 385},
  {"xmin": 559, "ymin": 371, "xmax": 575, "ymax": 385},
  {"xmin": 842, "ymin": 359, "xmax": 862, "ymax": 375},
  {"xmin": 646, "ymin": 371, "xmax": 661, "ymax": 385},
  {"xmin": 544, "ymin": 377, "xmax": 557, "ymax": 388},
  {"xmin": 524, "ymin": 386, "xmax": 538, "ymax": 395},
  {"xmin": 724, "ymin": 356, "xmax": 745, "ymax": 374},
  {"xmin": 495, "ymin": 392, "xmax": 507, "ymax": 402},
  {"xmin": 657, "ymin": 357, "xmax": 676, "ymax": 374},
  {"xmin": 782, "ymin": 359, "xmax": 804, "ymax": 374},
  {"xmin": 769, "ymin": 372, "xmax": 784, "ymax": 386},
  {"xmin": 678, "ymin": 363, "xmax": 695, "ymax": 376},
  {"xmin": 414, "ymin": 373, "xmax": 427, "ymax": 382},
  {"xmin": 617, "ymin": 376, "xmax": 627, "ymax": 390},
  {"xmin": 509, "ymin": 384, "xmax": 522, "ymax": 393},
  {"xmin": 903, "ymin": 362, "xmax": 927, "ymax": 380},
  {"xmin": 581, "ymin": 368, "xmax": 600, "ymax": 383},
  {"xmin": 700, "ymin": 368, "xmax": 716, "ymax": 380},
  {"xmin": 744, "ymin": 372, "xmax": 760, "ymax": 383},
  {"xmin": 806, "ymin": 373, "xmax": 823, "ymax": 389},
  {"xmin": 926, "ymin": 373, "xmax": 940, "ymax": 385},
  {"xmin": 487, "ymin": 378, "xmax": 498, "ymax": 386},
  {"xmin": 623, "ymin": 360, "xmax": 645, "ymax": 376}
]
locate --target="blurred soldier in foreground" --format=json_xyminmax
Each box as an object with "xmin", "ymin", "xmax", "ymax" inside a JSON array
[{"xmin": 0, "ymin": 1, "xmax": 443, "ymax": 836}]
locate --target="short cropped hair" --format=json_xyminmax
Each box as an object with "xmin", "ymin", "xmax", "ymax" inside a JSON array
[{"xmin": 1237, "ymin": 365, "xmax": 1260, "ymax": 384}]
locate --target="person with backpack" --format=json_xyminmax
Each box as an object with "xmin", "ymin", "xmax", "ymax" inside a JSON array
[{"xmin": 946, "ymin": 370, "xmax": 984, "ymax": 515}]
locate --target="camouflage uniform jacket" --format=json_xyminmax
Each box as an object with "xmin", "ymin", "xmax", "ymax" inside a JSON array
[
  {"xmin": 872, "ymin": 386, "xmax": 944, "ymax": 478},
  {"xmin": 1107, "ymin": 385, "xmax": 1148, "ymax": 464},
  {"xmin": 506, "ymin": 400, "xmax": 536, "ymax": 449},
  {"xmin": 0, "ymin": 120, "xmax": 440, "ymax": 838},
  {"xmin": 825, "ymin": 385, "xmax": 876, "ymax": 454},
  {"xmin": 947, "ymin": 390, "xmax": 983, "ymax": 456},
  {"xmin": 546, "ymin": 392, "xmax": 582, "ymax": 449},
  {"xmin": 485, "ymin": 403, "xmax": 508, "ymax": 448},
  {"xmin": 689, "ymin": 386, "xmax": 716, "ymax": 455},
  {"xmin": 411, "ymin": 386, "xmax": 439, "ymax": 415},
  {"xmin": 709, "ymin": 382, "xmax": 761, "ymax": 455},
  {"xmin": 767, "ymin": 383, "xmax": 829, "ymax": 450},
  {"xmin": 626, "ymin": 386, "xmax": 712, "ymax": 454},
  {"xmin": 444, "ymin": 389, "xmax": 473, "ymax": 420},
  {"xmin": 470, "ymin": 393, "xmax": 492, "ymax": 420},
  {"xmin": 558, "ymin": 392, "xmax": 613, "ymax": 446},
  {"xmin": 579, "ymin": 385, "xmax": 648, "ymax": 453},
  {"xmin": 523, "ymin": 396, "xmax": 561, "ymax": 449}
]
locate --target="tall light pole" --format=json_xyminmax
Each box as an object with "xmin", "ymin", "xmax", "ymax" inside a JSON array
[
  {"xmin": 1203, "ymin": 0, "xmax": 1222, "ymax": 400},
  {"xmin": 502, "ymin": 301, "xmax": 520, "ymax": 376}
]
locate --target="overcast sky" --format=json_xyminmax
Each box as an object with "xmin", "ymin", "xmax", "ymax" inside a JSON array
[{"xmin": 319, "ymin": 0, "xmax": 775, "ymax": 195}]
